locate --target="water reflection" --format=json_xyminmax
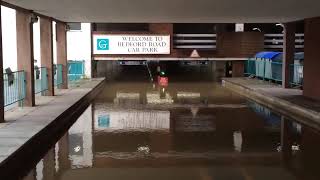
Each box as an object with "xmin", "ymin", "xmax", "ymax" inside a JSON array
[
  {"xmin": 23, "ymin": 82, "xmax": 320, "ymax": 180},
  {"xmin": 94, "ymin": 106, "xmax": 170, "ymax": 131}
]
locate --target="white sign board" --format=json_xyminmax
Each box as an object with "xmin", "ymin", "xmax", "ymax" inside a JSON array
[
  {"xmin": 93, "ymin": 34, "xmax": 171, "ymax": 55},
  {"xmin": 235, "ymin": 23, "xmax": 244, "ymax": 32}
]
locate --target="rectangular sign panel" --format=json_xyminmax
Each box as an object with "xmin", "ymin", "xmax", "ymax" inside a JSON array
[{"xmin": 93, "ymin": 34, "xmax": 171, "ymax": 55}]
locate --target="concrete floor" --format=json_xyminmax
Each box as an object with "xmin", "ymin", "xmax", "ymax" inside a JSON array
[
  {"xmin": 222, "ymin": 77, "xmax": 320, "ymax": 129},
  {"xmin": 0, "ymin": 78, "xmax": 105, "ymax": 166}
]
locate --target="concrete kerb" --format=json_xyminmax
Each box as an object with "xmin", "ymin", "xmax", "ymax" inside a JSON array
[
  {"xmin": 222, "ymin": 78, "xmax": 320, "ymax": 130},
  {"xmin": 0, "ymin": 78, "xmax": 105, "ymax": 179}
]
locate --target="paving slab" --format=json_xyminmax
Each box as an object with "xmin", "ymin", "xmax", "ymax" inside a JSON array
[{"xmin": 0, "ymin": 78, "xmax": 105, "ymax": 166}]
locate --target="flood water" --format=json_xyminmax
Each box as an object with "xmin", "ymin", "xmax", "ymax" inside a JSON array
[{"xmin": 22, "ymin": 66, "xmax": 320, "ymax": 180}]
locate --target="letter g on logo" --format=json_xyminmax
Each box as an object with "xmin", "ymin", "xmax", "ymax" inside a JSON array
[{"xmin": 97, "ymin": 39, "xmax": 109, "ymax": 50}]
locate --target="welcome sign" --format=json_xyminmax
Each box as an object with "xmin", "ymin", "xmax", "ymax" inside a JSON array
[{"xmin": 93, "ymin": 34, "xmax": 170, "ymax": 55}]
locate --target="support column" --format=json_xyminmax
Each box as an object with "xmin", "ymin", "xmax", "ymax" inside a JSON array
[
  {"xmin": 56, "ymin": 22, "xmax": 68, "ymax": 89},
  {"xmin": 16, "ymin": 11, "xmax": 35, "ymax": 106},
  {"xmin": 216, "ymin": 24, "xmax": 228, "ymax": 57},
  {"xmin": 281, "ymin": 116, "xmax": 293, "ymax": 166},
  {"xmin": 40, "ymin": 17, "xmax": 54, "ymax": 96},
  {"xmin": 0, "ymin": 5, "xmax": 4, "ymax": 123},
  {"xmin": 23, "ymin": 169, "xmax": 36, "ymax": 180},
  {"xmin": 58, "ymin": 133, "xmax": 71, "ymax": 172},
  {"xmin": 282, "ymin": 23, "xmax": 296, "ymax": 88},
  {"xmin": 303, "ymin": 17, "xmax": 320, "ymax": 100},
  {"xmin": 43, "ymin": 148, "xmax": 55, "ymax": 180}
]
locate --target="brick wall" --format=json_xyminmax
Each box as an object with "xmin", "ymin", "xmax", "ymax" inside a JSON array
[
  {"xmin": 92, "ymin": 24, "xmax": 263, "ymax": 59},
  {"xmin": 217, "ymin": 32, "xmax": 264, "ymax": 57},
  {"xmin": 303, "ymin": 17, "xmax": 320, "ymax": 100},
  {"xmin": 92, "ymin": 23, "xmax": 218, "ymax": 59}
]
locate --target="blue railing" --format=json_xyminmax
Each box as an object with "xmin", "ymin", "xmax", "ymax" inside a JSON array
[
  {"xmin": 245, "ymin": 59, "xmax": 303, "ymax": 87},
  {"xmin": 54, "ymin": 64, "xmax": 63, "ymax": 86},
  {"xmin": 34, "ymin": 67, "xmax": 48, "ymax": 94},
  {"xmin": 68, "ymin": 60, "xmax": 85, "ymax": 81},
  {"xmin": 3, "ymin": 70, "xmax": 26, "ymax": 106}
]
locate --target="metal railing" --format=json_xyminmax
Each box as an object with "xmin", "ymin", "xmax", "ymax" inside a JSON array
[
  {"xmin": 68, "ymin": 60, "xmax": 85, "ymax": 81},
  {"xmin": 245, "ymin": 59, "xmax": 303, "ymax": 87},
  {"xmin": 3, "ymin": 70, "xmax": 26, "ymax": 106},
  {"xmin": 264, "ymin": 33, "xmax": 304, "ymax": 50},
  {"xmin": 54, "ymin": 64, "xmax": 63, "ymax": 86},
  {"xmin": 173, "ymin": 34, "xmax": 217, "ymax": 49},
  {"xmin": 290, "ymin": 64, "xmax": 303, "ymax": 87},
  {"xmin": 34, "ymin": 67, "xmax": 48, "ymax": 94}
]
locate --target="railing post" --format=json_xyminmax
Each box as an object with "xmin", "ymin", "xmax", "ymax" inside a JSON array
[
  {"xmin": 263, "ymin": 59, "xmax": 266, "ymax": 80},
  {"xmin": 18, "ymin": 71, "xmax": 26, "ymax": 107},
  {"xmin": 40, "ymin": 67, "xmax": 48, "ymax": 95}
]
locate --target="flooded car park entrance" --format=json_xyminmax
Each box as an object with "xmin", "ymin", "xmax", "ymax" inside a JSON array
[
  {"xmin": 1, "ymin": 1, "xmax": 320, "ymax": 179},
  {"xmin": 21, "ymin": 66, "xmax": 320, "ymax": 180}
]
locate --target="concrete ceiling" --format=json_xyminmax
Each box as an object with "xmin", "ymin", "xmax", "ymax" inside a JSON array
[{"xmin": 3, "ymin": 0, "xmax": 320, "ymax": 23}]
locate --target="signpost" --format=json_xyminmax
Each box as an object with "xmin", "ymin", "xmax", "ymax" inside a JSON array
[{"xmin": 93, "ymin": 34, "xmax": 170, "ymax": 55}]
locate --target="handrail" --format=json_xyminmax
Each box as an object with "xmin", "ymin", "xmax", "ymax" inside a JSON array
[
  {"xmin": 3, "ymin": 70, "xmax": 26, "ymax": 107},
  {"xmin": 34, "ymin": 67, "xmax": 48, "ymax": 94},
  {"xmin": 3, "ymin": 70, "xmax": 25, "ymax": 75}
]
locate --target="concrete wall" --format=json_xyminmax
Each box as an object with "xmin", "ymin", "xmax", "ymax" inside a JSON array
[{"xmin": 303, "ymin": 17, "xmax": 320, "ymax": 100}]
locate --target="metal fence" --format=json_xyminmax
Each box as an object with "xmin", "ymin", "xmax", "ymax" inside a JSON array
[
  {"xmin": 290, "ymin": 64, "xmax": 303, "ymax": 87},
  {"xmin": 3, "ymin": 70, "xmax": 26, "ymax": 106},
  {"xmin": 68, "ymin": 60, "xmax": 85, "ymax": 81},
  {"xmin": 245, "ymin": 59, "xmax": 303, "ymax": 87},
  {"xmin": 54, "ymin": 64, "xmax": 63, "ymax": 86},
  {"xmin": 34, "ymin": 67, "xmax": 48, "ymax": 94}
]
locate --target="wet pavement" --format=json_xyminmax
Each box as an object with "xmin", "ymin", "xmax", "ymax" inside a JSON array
[{"xmin": 21, "ymin": 81, "xmax": 320, "ymax": 180}]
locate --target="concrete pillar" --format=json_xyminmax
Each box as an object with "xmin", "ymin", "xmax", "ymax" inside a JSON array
[
  {"xmin": 282, "ymin": 22, "xmax": 296, "ymax": 88},
  {"xmin": 303, "ymin": 17, "xmax": 320, "ymax": 100},
  {"xmin": 16, "ymin": 11, "xmax": 35, "ymax": 106},
  {"xmin": 56, "ymin": 22, "xmax": 68, "ymax": 89},
  {"xmin": 40, "ymin": 17, "xmax": 54, "ymax": 96},
  {"xmin": 58, "ymin": 133, "xmax": 71, "ymax": 172},
  {"xmin": 43, "ymin": 148, "xmax": 55, "ymax": 180},
  {"xmin": 23, "ymin": 169, "xmax": 36, "ymax": 180},
  {"xmin": 216, "ymin": 24, "xmax": 228, "ymax": 56},
  {"xmin": 211, "ymin": 61, "xmax": 226, "ymax": 81},
  {"xmin": 0, "ymin": 5, "xmax": 4, "ymax": 123},
  {"xmin": 281, "ymin": 117, "xmax": 293, "ymax": 165}
]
